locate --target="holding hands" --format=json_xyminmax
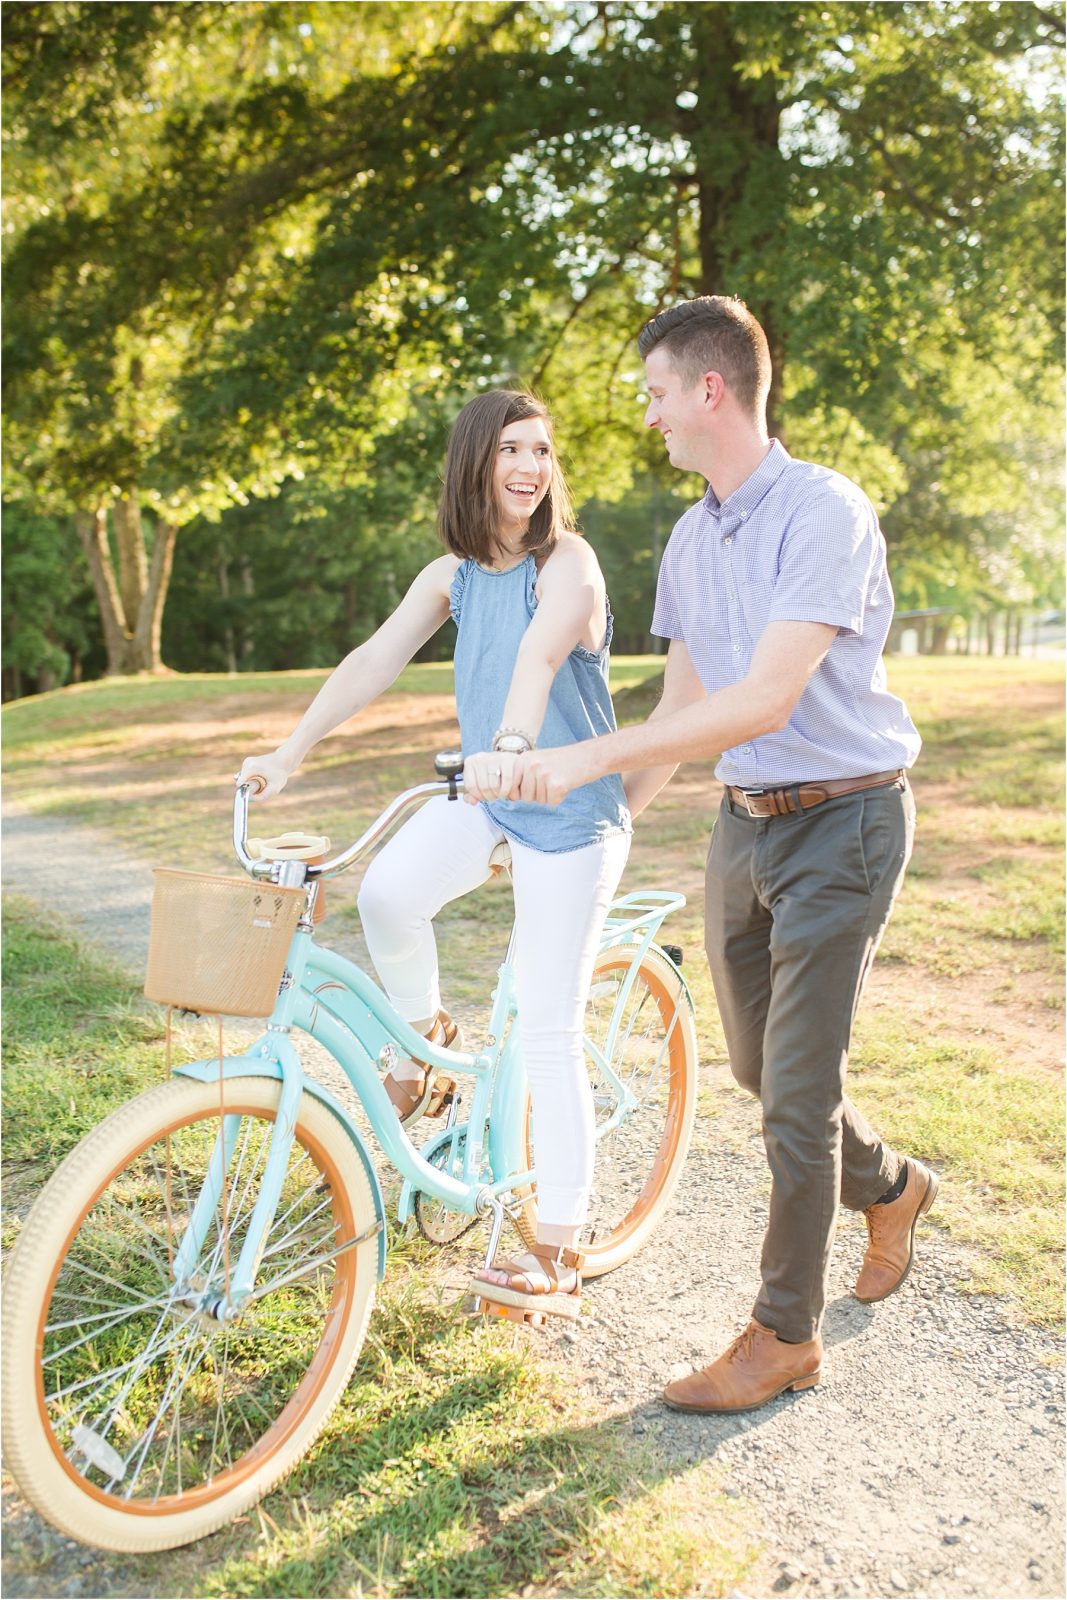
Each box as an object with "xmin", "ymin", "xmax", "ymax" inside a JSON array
[
  {"xmin": 462, "ymin": 745, "xmax": 596, "ymax": 808},
  {"xmin": 512, "ymin": 746, "xmax": 594, "ymax": 807},
  {"xmin": 461, "ymin": 749, "xmax": 522, "ymax": 804}
]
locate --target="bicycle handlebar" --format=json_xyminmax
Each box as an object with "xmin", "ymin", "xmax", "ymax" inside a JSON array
[{"xmin": 233, "ymin": 754, "xmax": 466, "ymax": 881}]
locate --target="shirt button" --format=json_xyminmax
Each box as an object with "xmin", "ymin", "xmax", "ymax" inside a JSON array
[
  {"xmin": 733, "ymin": 644, "xmax": 741, "ymax": 653},
  {"xmin": 739, "ymin": 511, "xmax": 748, "ymax": 521},
  {"xmin": 723, "ymin": 535, "xmax": 733, "ymax": 545}
]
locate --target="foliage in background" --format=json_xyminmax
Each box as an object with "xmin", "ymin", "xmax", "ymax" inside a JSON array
[{"xmin": 2, "ymin": 0, "xmax": 1063, "ymax": 693}]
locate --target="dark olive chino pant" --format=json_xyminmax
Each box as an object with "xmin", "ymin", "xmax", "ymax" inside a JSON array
[{"xmin": 705, "ymin": 778, "xmax": 916, "ymax": 1343}]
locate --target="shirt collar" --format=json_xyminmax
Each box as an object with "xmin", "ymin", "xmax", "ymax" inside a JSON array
[{"xmin": 702, "ymin": 438, "xmax": 791, "ymax": 520}]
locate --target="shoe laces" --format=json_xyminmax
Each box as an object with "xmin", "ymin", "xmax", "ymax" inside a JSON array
[
  {"xmin": 725, "ymin": 1323, "xmax": 760, "ymax": 1364},
  {"xmin": 864, "ymin": 1202, "xmax": 889, "ymax": 1246}
]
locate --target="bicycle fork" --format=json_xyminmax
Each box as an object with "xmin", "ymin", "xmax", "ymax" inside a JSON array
[{"xmin": 171, "ymin": 1037, "xmax": 306, "ymax": 1320}]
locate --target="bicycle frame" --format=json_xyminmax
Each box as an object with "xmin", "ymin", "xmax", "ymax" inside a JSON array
[{"xmin": 173, "ymin": 788, "xmax": 688, "ymax": 1314}]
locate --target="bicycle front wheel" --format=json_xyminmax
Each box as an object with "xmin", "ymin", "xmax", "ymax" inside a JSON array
[
  {"xmin": 2, "ymin": 1075, "xmax": 378, "ymax": 1552},
  {"xmin": 523, "ymin": 944, "xmax": 699, "ymax": 1278}
]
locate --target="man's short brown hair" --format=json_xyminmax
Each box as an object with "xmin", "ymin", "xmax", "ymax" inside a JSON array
[{"xmin": 637, "ymin": 296, "xmax": 771, "ymax": 417}]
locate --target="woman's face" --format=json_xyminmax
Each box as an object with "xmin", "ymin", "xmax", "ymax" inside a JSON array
[{"xmin": 492, "ymin": 415, "xmax": 553, "ymax": 537}]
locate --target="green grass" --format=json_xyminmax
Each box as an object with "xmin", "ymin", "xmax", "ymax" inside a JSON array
[
  {"xmin": 2, "ymin": 897, "xmax": 175, "ymax": 1169},
  {"xmin": 849, "ymin": 1008, "xmax": 1065, "ymax": 1324},
  {"xmin": 1, "ymin": 898, "xmax": 753, "ymax": 1597}
]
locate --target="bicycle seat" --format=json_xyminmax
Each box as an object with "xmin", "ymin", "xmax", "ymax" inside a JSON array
[
  {"xmin": 246, "ymin": 832, "xmax": 332, "ymax": 862},
  {"xmin": 488, "ymin": 841, "xmax": 512, "ymax": 877}
]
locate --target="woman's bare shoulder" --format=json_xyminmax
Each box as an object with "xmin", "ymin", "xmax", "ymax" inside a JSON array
[
  {"xmin": 541, "ymin": 530, "xmax": 604, "ymax": 581},
  {"xmin": 420, "ymin": 551, "xmax": 465, "ymax": 595}
]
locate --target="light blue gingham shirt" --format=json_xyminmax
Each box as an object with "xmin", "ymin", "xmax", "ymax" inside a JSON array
[{"xmin": 651, "ymin": 440, "xmax": 921, "ymax": 787}]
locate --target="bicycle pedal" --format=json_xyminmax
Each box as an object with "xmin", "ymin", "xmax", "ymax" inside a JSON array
[{"xmin": 481, "ymin": 1301, "xmax": 548, "ymax": 1331}]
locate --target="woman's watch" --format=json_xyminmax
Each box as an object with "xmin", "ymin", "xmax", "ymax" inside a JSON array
[{"xmin": 491, "ymin": 728, "xmax": 534, "ymax": 755}]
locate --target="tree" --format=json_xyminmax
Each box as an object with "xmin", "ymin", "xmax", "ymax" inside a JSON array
[
  {"xmin": 1, "ymin": 501, "xmax": 103, "ymax": 697},
  {"xmin": 3, "ymin": 2, "xmax": 1062, "ymax": 687}
]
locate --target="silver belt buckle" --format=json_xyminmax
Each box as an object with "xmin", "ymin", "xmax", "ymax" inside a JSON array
[{"xmin": 740, "ymin": 788, "xmax": 765, "ymax": 817}]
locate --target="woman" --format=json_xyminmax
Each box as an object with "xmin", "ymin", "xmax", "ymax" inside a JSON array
[{"xmin": 237, "ymin": 389, "xmax": 631, "ymax": 1322}]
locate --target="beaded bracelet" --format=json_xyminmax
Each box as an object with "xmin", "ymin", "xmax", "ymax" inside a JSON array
[{"xmin": 491, "ymin": 727, "xmax": 534, "ymax": 754}]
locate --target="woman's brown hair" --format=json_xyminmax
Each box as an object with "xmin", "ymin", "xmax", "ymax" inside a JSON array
[{"xmin": 437, "ymin": 389, "xmax": 577, "ymax": 564}]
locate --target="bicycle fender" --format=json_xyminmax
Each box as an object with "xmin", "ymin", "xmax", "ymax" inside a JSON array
[
  {"xmin": 172, "ymin": 1056, "xmax": 388, "ymax": 1280},
  {"xmin": 652, "ymin": 942, "xmax": 697, "ymax": 1014}
]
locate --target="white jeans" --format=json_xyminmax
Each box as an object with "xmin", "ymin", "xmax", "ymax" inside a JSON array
[{"xmin": 357, "ymin": 796, "xmax": 630, "ymax": 1228}]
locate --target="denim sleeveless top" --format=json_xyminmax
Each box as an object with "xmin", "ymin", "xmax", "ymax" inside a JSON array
[{"xmin": 450, "ymin": 554, "xmax": 631, "ymax": 854}]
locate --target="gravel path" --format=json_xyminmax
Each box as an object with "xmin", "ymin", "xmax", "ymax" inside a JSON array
[{"xmin": 2, "ymin": 806, "xmax": 1064, "ymax": 1600}]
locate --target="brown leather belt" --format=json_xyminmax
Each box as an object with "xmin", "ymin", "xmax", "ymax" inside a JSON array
[{"xmin": 725, "ymin": 769, "xmax": 905, "ymax": 819}]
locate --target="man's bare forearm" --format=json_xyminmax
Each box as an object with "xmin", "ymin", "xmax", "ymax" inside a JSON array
[
  {"xmin": 514, "ymin": 679, "xmax": 783, "ymax": 807},
  {"xmin": 587, "ymin": 679, "xmax": 784, "ymax": 780}
]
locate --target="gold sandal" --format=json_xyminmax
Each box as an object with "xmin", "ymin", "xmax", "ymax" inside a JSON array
[
  {"xmin": 472, "ymin": 1243, "xmax": 584, "ymax": 1328},
  {"xmin": 383, "ymin": 1008, "xmax": 460, "ymax": 1129}
]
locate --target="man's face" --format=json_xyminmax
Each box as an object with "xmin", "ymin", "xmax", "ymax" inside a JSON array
[{"xmin": 643, "ymin": 346, "xmax": 713, "ymax": 473}]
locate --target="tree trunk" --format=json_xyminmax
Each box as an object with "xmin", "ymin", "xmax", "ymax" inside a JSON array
[
  {"xmin": 77, "ymin": 503, "xmax": 177, "ymax": 675},
  {"xmin": 239, "ymin": 557, "xmax": 255, "ymax": 667},
  {"xmin": 113, "ymin": 494, "xmax": 148, "ymax": 632},
  {"xmin": 691, "ymin": 9, "xmax": 786, "ymax": 439},
  {"xmin": 130, "ymin": 518, "xmax": 177, "ymax": 672},
  {"xmin": 75, "ymin": 507, "xmax": 132, "ymax": 674},
  {"xmin": 930, "ymin": 619, "xmax": 951, "ymax": 655},
  {"xmin": 218, "ymin": 549, "xmax": 237, "ymax": 674}
]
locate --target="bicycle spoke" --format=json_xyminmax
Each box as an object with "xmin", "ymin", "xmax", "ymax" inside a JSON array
[
  {"xmin": 29, "ymin": 1085, "xmax": 370, "ymax": 1521},
  {"xmin": 43, "ymin": 1295, "xmax": 173, "ymax": 1363}
]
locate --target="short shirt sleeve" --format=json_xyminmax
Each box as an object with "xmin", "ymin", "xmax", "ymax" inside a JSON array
[
  {"xmin": 767, "ymin": 484, "xmax": 880, "ymax": 638},
  {"xmin": 449, "ymin": 560, "xmax": 471, "ymax": 626},
  {"xmin": 651, "ymin": 533, "xmax": 684, "ymax": 639}
]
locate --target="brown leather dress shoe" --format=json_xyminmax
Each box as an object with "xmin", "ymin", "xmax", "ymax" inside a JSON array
[
  {"xmin": 855, "ymin": 1158, "xmax": 940, "ymax": 1303},
  {"xmin": 662, "ymin": 1320, "xmax": 822, "ymax": 1415}
]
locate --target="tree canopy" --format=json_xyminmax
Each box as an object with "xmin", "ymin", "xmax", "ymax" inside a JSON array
[{"xmin": 3, "ymin": 0, "xmax": 1063, "ymax": 693}]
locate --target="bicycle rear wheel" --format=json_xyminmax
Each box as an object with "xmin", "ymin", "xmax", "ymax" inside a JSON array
[
  {"xmin": 2, "ymin": 1075, "xmax": 378, "ymax": 1552},
  {"xmin": 523, "ymin": 945, "xmax": 698, "ymax": 1277}
]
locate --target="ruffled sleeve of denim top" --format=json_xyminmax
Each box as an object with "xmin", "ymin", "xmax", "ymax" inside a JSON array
[{"xmin": 449, "ymin": 553, "xmax": 631, "ymax": 854}]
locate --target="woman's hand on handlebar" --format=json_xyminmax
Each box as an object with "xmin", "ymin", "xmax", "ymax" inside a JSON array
[
  {"xmin": 235, "ymin": 752, "xmax": 294, "ymax": 801},
  {"xmin": 462, "ymin": 749, "xmax": 521, "ymax": 804}
]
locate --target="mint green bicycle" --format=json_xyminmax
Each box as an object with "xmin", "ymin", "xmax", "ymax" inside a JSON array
[{"xmin": 2, "ymin": 755, "xmax": 698, "ymax": 1552}]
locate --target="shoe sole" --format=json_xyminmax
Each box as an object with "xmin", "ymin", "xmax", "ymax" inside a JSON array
[
  {"xmin": 855, "ymin": 1168, "xmax": 940, "ymax": 1304},
  {"xmin": 662, "ymin": 1370, "xmax": 822, "ymax": 1415},
  {"xmin": 472, "ymin": 1282, "xmax": 582, "ymax": 1321}
]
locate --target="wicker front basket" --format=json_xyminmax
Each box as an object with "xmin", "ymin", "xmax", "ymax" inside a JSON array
[{"xmin": 145, "ymin": 869, "xmax": 306, "ymax": 1018}]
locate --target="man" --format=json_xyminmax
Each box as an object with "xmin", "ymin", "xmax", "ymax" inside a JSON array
[{"xmin": 510, "ymin": 294, "xmax": 937, "ymax": 1414}]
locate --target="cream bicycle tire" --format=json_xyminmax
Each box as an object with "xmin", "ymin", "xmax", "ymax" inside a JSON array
[
  {"xmin": 2, "ymin": 1075, "xmax": 378, "ymax": 1552},
  {"xmin": 521, "ymin": 944, "xmax": 699, "ymax": 1276}
]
